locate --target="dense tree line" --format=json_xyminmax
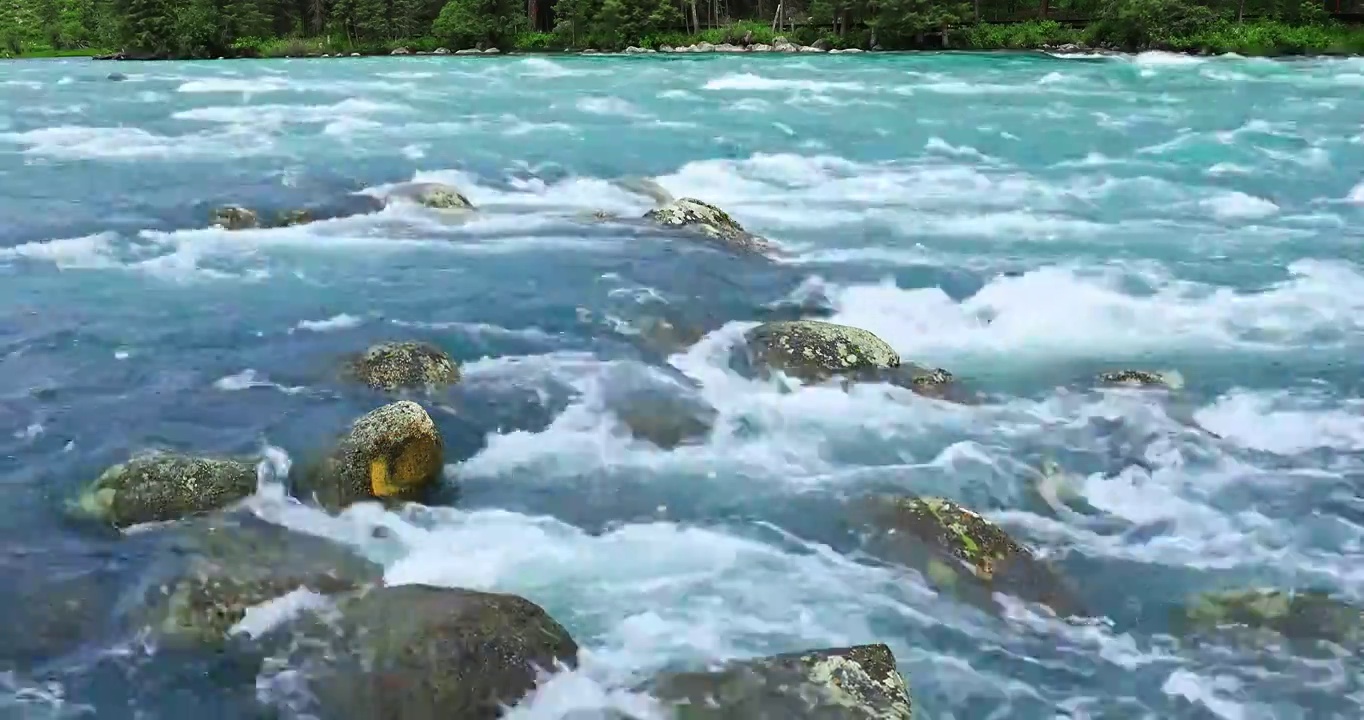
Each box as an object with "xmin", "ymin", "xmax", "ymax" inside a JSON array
[{"xmin": 0, "ymin": 0, "xmax": 1356, "ymax": 57}]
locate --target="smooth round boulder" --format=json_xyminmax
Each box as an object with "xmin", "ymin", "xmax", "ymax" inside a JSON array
[
  {"xmin": 387, "ymin": 182, "xmax": 474, "ymax": 211},
  {"xmin": 129, "ymin": 514, "xmax": 382, "ymax": 647},
  {"xmin": 72, "ymin": 454, "xmax": 258, "ymax": 528},
  {"xmin": 210, "ymin": 205, "xmax": 259, "ymax": 230},
  {"xmin": 343, "ymin": 341, "xmax": 460, "ymax": 392},
  {"xmin": 302, "ymin": 401, "xmax": 445, "ymax": 509},
  {"xmin": 1177, "ymin": 588, "xmax": 1363, "ymax": 648},
  {"xmin": 855, "ymin": 495, "xmax": 1086, "ymax": 618},
  {"xmin": 644, "ymin": 198, "xmax": 779, "ymax": 256},
  {"xmin": 286, "ymin": 584, "xmax": 579, "ymax": 720},
  {"xmin": 640, "ymin": 644, "xmax": 911, "ymax": 720},
  {"xmin": 740, "ymin": 320, "xmax": 900, "ymax": 384}
]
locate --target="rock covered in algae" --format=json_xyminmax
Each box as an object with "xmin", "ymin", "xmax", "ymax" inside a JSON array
[
  {"xmin": 740, "ymin": 320, "xmax": 900, "ymax": 384},
  {"xmin": 387, "ymin": 181, "xmax": 475, "ymax": 210},
  {"xmin": 73, "ymin": 453, "xmax": 258, "ymax": 528},
  {"xmin": 856, "ymin": 495, "xmax": 1086, "ymax": 617},
  {"xmin": 210, "ymin": 205, "xmax": 259, "ymax": 230},
  {"xmin": 302, "ymin": 400, "xmax": 445, "ymax": 509},
  {"xmin": 1096, "ymin": 369, "xmax": 1182, "ymax": 389},
  {"xmin": 286, "ymin": 584, "xmax": 579, "ymax": 720},
  {"xmin": 130, "ymin": 514, "xmax": 382, "ymax": 647},
  {"xmin": 343, "ymin": 341, "xmax": 460, "ymax": 392},
  {"xmin": 1177, "ymin": 588, "xmax": 1364, "ymax": 647},
  {"xmin": 639, "ymin": 643, "xmax": 912, "ymax": 720},
  {"xmin": 644, "ymin": 197, "xmax": 780, "ymax": 256}
]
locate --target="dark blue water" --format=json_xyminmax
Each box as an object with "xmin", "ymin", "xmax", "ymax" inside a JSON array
[{"xmin": 1, "ymin": 51, "xmax": 1362, "ymax": 718}]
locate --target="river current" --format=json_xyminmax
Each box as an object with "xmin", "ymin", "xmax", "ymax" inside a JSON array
[{"xmin": 1, "ymin": 51, "xmax": 1363, "ymax": 718}]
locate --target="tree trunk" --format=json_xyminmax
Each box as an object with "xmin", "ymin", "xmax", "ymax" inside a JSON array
[
  {"xmin": 1040, "ymin": 0, "xmax": 1049, "ymax": 20},
  {"xmin": 1237, "ymin": 0, "xmax": 1245, "ymax": 22},
  {"xmin": 973, "ymin": 0, "xmax": 980, "ymax": 22},
  {"xmin": 771, "ymin": 2, "xmax": 782, "ymax": 32}
]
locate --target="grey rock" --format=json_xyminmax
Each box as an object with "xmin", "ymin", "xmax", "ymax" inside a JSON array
[
  {"xmin": 739, "ymin": 320, "xmax": 899, "ymax": 384},
  {"xmin": 644, "ymin": 198, "xmax": 779, "ymax": 256},
  {"xmin": 210, "ymin": 205, "xmax": 259, "ymax": 230},
  {"xmin": 300, "ymin": 401, "xmax": 445, "ymax": 510},
  {"xmin": 343, "ymin": 341, "xmax": 460, "ymax": 392},
  {"xmin": 72, "ymin": 453, "xmax": 258, "ymax": 528},
  {"xmin": 386, "ymin": 181, "xmax": 474, "ymax": 211}
]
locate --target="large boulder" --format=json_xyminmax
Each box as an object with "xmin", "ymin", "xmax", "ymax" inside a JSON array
[
  {"xmin": 128, "ymin": 514, "xmax": 382, "ymax": 648},
  {"xmin": 387, "ymin": 181, "xmax": 475, "ymax": 211},
  {"xmin": 1176, "ymin": 588, "xmax": 1363, "ymax": 649},
  {"xmin": 644, "ymin": 198, "xmax": 779, "ymax": 256},
  {"xmin": 71, "ymin": 453, "xmax": 258, "ymax": 528},
  {"xmin": 279, "ymin": 584, "xmax": 579, "ymax": 720},
  {"xmin": 300, "ymin": 401, "xmax": 445, "ymax": 510},
  {"xmin": 854, "ymin": 495, "xmax": 1086, "ymax": 618},
  {"xmin": 640, "ymin": 643, "xmax": 912, "ymax": 719},
  {"xmin": 343, "ymin": 341, "xmax": 460, "ymax": 392},
  {"xmin": 739, "ymin": 320, "xmax": 900, "ymax": 384}
]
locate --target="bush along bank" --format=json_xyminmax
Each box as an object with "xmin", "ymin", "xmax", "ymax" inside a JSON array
[{"xmin": 1, "ymin": 0, "xmax": 1360, "ymax": 59}]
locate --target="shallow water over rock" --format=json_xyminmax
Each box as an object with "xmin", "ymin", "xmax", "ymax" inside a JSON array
[{"xmin": 1, "ymin": 51, "xmax": 1363, "ymax": 718}]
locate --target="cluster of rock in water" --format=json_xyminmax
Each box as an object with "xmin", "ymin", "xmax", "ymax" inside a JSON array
[{"xmin": 37, "ymin": 182, "xmax": 1363, "ymax": 718}]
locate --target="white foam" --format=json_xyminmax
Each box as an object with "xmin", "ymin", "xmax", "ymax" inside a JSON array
[
  {"xmin": 1200, "ymin": 191, "xmax": 1279, "ymax": 221},
  {"xmin": 293, "ymin": 313, "xmax": 365, "ymax": 333},
  {"xmin": 173, "ymin": 98, "xmax": 411, "ymax": 125},
  {"xmin": 230, "ymin": 589, "xmax": 334, "ymax": 639},
  {"xmin": 212, "ymin": 369, "xmax": 307, "ymax": 394},
  {"xmin": 0, "ymin": 124, "xmax": 272, "ymax": 160},
  {"xmin": 1195, "ymin": 390, "xmax": 1364, "ymax": 454},
  {"xmin": 703, "ymin": 72, "xmax": 864, "ymax": 93},
  {"xmin": 0, "ymin": 233, "xmax": 120, "ymax": 268}
]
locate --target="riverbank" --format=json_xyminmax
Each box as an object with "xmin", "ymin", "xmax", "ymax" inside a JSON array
[{"xmin": 8, "ymin": 19, "xmax": 1363, "ymax": 62}]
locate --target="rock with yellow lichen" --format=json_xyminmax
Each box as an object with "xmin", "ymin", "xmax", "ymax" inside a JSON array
[
  {"xmin": 70, "ymin": 453, "xmax": 258, "ymax": 528},
  {"xmin": 300, "ymin": 400, "xmax": 445, "ymax": 510},
  {"xmin": 637, "ymin": 643, "xmax": 912, "ymax": 720},
  {"xmin": 1176, "ymin": 588, "xmax": 1364, "ymax": 649},
  {"xmin": 342, "ymin": 341, "xmax": 460, "ymax": 392},
  {"xmin": 644, "ymin": 197, "xmax": 781, "ymax": 257},
  {"xmin": 855, "ymin": 495, "xmax": 1087, "ymax": 618}
]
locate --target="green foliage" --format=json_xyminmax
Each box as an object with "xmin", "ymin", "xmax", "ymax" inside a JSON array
[
  {"xmin": 432, "ymin": 0, "xmax": 523, "ymax": 49},
  {"xmin": 0, "ymin": 0, "xmax": 1357, "ymax": 58}
]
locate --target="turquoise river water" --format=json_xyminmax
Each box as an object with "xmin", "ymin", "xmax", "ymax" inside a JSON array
[{"xmin": 1, "ymin": 51, "xmax": 1362, "ymax": 718}]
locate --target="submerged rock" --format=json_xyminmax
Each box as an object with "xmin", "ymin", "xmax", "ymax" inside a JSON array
[
  {"xmin": 72, "ymin": 453, "xmax": 258, "ymax": 528},
  {"xmin": 644, "ymin": 198, "xmax": 779, "ymax": 256},
  {"xmin": 343, "ymin": 341, "xmax": 460, "ymax": 392},
  {"xmin": 1096, "ymin": 369, "xmax": 1183, "ymax": 389},
  {"xmin": 130, "ymin": 514, "xmax": 382, "ymax": 647},
  {"xmin": 1177, "ymin": 588, "xmax": 1364, "ymax": 648},
  {"xmin": 276, "ymin": 208, "xmax": 314, "ymax": 226},
  {"xmin": 387, "ymin": 181, "xmax": 475, "ymax": 210},
  {"xmin": 740, "ymin": 320, "xmax": 900, "ymax": 384},
  {"xmin": 609, "ymin": 384, "xmax": 717, "ymax": 450},
  {"xmin": 855, "ymin": 495, "xmax": 1086, "ymax": 617},
  {"xmin": 286, "ymin": 584, "xmax": 579, "ymax": 720},
  {"xmin": 301, "ymin": 401, "xmax": 445, "ymax": 509},
  {"xmin": 641, "ymin": 644, "xmax": 911, "ymax": 720},
  {"xmin": 210, "ymin": 205, "xmax": 260, "ymax": 230},
  {"xmin": 881, "ymin": 362, "xmax": 971, "ymax": 403}
]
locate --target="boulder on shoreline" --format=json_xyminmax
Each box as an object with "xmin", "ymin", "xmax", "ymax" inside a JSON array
[
  {"xmin": 644, "ymin": 197, "xmax": 779, "ymax": 256},
  {"xmin": 72, "ymin": 453, "xmax": 258, "ymax": 528},
  {"xmin": 300, "ymin": 400, "xmax": 445, "ymax": 510},
  {"xmin": 854, "ymin": 495, "xmax": 1087, "ymax": 617},
  {"xmin": 640, "ymin": 643, "xmax": 912, "ymax": 719},
  {"xmin": 343, "ymin": 341, "xmax": 460, "ymax": 392},
  {"xmin": 284, "ymin": 584, "xmax": 579, "ymax": 720}
]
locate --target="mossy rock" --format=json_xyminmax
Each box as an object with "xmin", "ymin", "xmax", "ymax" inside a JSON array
[
  {"xmin": 210, "ymin": 205, "xmax": 259, "ymax": 230},
  {"xmin": 1096, "ymin": 369, "xmax": 1182, "ymax": 390},
  {"xmin": 71, "ymin": 453, "xmax": 258, "ymax": 528},
  {"xmin": 131, "ymin": 514, "xmax": 382, "ymax": 647},
  {"xmin": 1177, "ymin": 588, "xmax": 1364, "ymax": 648},
  {"xmin": 644, "ymin": 198, "xmax": 779, "ymax": 256},
  {"xmin": 740, "ymin": 320, "xmax": 900, "ymax": 385},
  {"xmin": 640, "ymin": 644, "xmax": 911, "ymax": 720},
  {"xmin": 855, "ymin": 495, "xmax": 1086, "ymax": 618},
  {"xmin": 294, "ymin": 584, "xmax": 579, "ymax": 720},
  {"xmin": 343, "ymin": 341, "xmax": 460, "ymax": 392},
  {"xmin": 300, "ymin": 401, "xmax": 445, "ymax": 510},
  {"xmin": 388, "ymin": 181, "xmax": 475, "ymax": 211},
  {"xmin": 879, "ymin": 363, "xmax": 971, "ymax": 403}
]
